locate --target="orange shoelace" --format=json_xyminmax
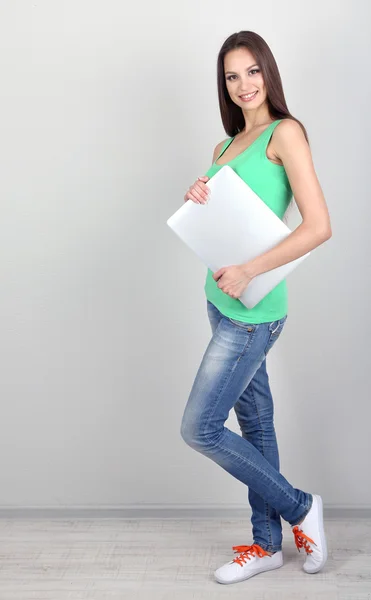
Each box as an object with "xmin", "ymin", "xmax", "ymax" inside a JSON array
[
  {"xmin": 232, "ymin": 544, "xmax": 270, "ymax": 566},
  {"xmin": 292, "ymin": 526, "xmax": 316, "ymax": 554}
]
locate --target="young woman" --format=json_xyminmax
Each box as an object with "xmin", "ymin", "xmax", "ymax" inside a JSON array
[{"xmin": 180, "ymin": 31, "xmax": 332, "ymax": 585}]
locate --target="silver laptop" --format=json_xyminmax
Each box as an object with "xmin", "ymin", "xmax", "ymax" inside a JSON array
[{"xmin": 166, "ymin": 165, "xmax": 310, "ymax": 309}]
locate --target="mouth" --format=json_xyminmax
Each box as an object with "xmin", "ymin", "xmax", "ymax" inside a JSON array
[{"xmin": 239, "ymin": 91, "xmax": 258, "ymax": 101}]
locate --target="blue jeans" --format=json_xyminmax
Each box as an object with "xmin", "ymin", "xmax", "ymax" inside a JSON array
[{"xmin": 180, "ymin": 299, "xmax": 313, "ymax": 553}]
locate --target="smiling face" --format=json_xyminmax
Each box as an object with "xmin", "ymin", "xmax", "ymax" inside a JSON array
[{"xmin": 224, "ymin": 47, "xmax": 268, "ymax": 111}]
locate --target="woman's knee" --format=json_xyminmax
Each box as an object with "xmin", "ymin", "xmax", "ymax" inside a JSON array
[
  {"xmin": 181, "ymin": 416, "xmax": 224, "ymax": 451},
  {"xmin": 180, "ymin": 413, "xmax": 212, "ymax": 450},
  {"xmin": 180, "ymin": 417, "xmax": 199, "ymax": 448}
]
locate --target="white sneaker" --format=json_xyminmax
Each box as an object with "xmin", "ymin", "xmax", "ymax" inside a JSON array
[
  {"xmin": 292, "ymin": 494, "xmax": 328, "ymax": 574},
  {"xmin": 214, "ymin": 543, "xmax": 283, "ymax": 585}
]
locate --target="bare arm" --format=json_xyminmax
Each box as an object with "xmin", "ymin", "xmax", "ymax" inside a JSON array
[{"xmin": 242, "ymin": 119, "xmax": 332, "ymax": 279}]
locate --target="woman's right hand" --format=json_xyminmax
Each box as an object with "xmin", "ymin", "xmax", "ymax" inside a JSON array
[{"xmin": 184, "ymin": 176, "xmax": 210, "ymax": 204}]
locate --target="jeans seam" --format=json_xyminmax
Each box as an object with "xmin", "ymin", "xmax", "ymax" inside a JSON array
[
  {"xmin": 201, "ymin": 325, "xmax": 257, "ymax": 439},
  {"xmin": 249, "ymin": 383, "xmax": 273, "ymax": 549},
  {"xmin": 209, "ymin": 431, "xmax": 309, "ymax": 518},
  {"xmin": 254, "ymin": 541, "xmax": 282, "ymax": 552}
]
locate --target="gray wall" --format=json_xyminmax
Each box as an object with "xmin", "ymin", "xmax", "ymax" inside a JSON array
[{"xmin": 0, "ymin": 0, "xmax": 369, "ymax": 515}]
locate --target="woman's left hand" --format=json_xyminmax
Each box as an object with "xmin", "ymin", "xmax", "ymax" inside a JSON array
[{"xmin": 212, "ymin": 264, "xmax": 254, "ymax": 299}]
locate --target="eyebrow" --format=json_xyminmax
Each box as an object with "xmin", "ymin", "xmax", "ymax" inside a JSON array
[{"xmin": 225, "ymin": 64, "xmax": 259, "ymax": 75}]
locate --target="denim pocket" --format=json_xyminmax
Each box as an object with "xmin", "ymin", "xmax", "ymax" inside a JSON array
[
  {"xmin": 265, "ymin": 315, "xmax": 287, "ymax": 354},
  {"xmin": 226, "ymin": 317, "xmax": 257, "ymax": 332},
  {"xmin": 269, "ymin": 315, "xmax": 287, "ymax": 336}
]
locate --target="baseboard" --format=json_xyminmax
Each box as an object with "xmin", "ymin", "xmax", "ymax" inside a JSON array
[{"xmin": 0, "ymin": 504, "xmax": 370, "ymax": 519}]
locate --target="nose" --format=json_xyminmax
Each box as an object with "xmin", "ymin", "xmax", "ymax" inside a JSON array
[{"xmin": 239, "ymin": 84, "xmax": 255, "ymax": 93}]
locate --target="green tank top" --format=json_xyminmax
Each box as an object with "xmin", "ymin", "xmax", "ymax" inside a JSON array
[{"xmin": 203, "ymin": 119, "xmax": 293, "ymax": 324}]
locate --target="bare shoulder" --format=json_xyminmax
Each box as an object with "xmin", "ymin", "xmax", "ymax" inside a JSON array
[
  {"xmin": 273, "ymin": 118, "xmax": 308, "ymax": 146},
  {"xmin": 212, "ymin": 138, "xmax": 230, "ymax": 163},
  {"xmin": 270, "ymin": 118, "xmax": 309, "ymax": 164}
]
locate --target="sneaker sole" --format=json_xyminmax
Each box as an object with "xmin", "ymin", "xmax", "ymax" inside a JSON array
[
  {"xmin": 214, "ymin": 557, "xmax": 284, "ymax": 584},
  {"xmin": 303, "ymin": 494, "xmax": 328, "ymax": 574}
]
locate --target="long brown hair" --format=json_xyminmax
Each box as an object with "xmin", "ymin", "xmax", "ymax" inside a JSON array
[{"xmin": 217, "ymin": 31, "xmax": 309, "ymax": 145}]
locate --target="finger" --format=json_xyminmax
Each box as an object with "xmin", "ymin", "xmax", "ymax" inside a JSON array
[
  {"xmin": 189, "ymin": 190, "xmax": 205, "ymax": 204},
  {"xmin": 184, "ymin": 193, "xmax": 196, "ymax": 203},
  {"xmin": 186, "ymin": 191, "xmax": 201, "ymax": 204},
  {"xmin": 191, "ymin": 186, "xmax": 207, "ymax": 203},
  {"xmin": 194, "ymin": 183, "xmax": 209, "ymax": 199}
]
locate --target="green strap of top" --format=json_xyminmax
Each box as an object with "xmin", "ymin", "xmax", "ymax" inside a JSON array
[{"xmin": 216, "ymin": 120, "xmax": 282, "ymax": 163}]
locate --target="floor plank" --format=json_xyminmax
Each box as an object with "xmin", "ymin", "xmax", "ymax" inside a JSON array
[{"xmin": 0, "ymin": 518, "xmax": 369, "ymax": 599}]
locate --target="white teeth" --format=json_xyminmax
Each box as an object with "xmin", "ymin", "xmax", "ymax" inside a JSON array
[{"xmin": 241, "ymin": 92, "xmax": 257, "ymax": 99}]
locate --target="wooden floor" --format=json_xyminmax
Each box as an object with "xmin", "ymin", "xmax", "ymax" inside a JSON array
[{"xmin": 0, "ymin": 517, "xmax": 370, "ymax": 599}]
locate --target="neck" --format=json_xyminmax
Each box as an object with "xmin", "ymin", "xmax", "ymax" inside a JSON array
[{"xmin": 242, "ymin": 106, "xmax": 273, "ymax": 133}]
